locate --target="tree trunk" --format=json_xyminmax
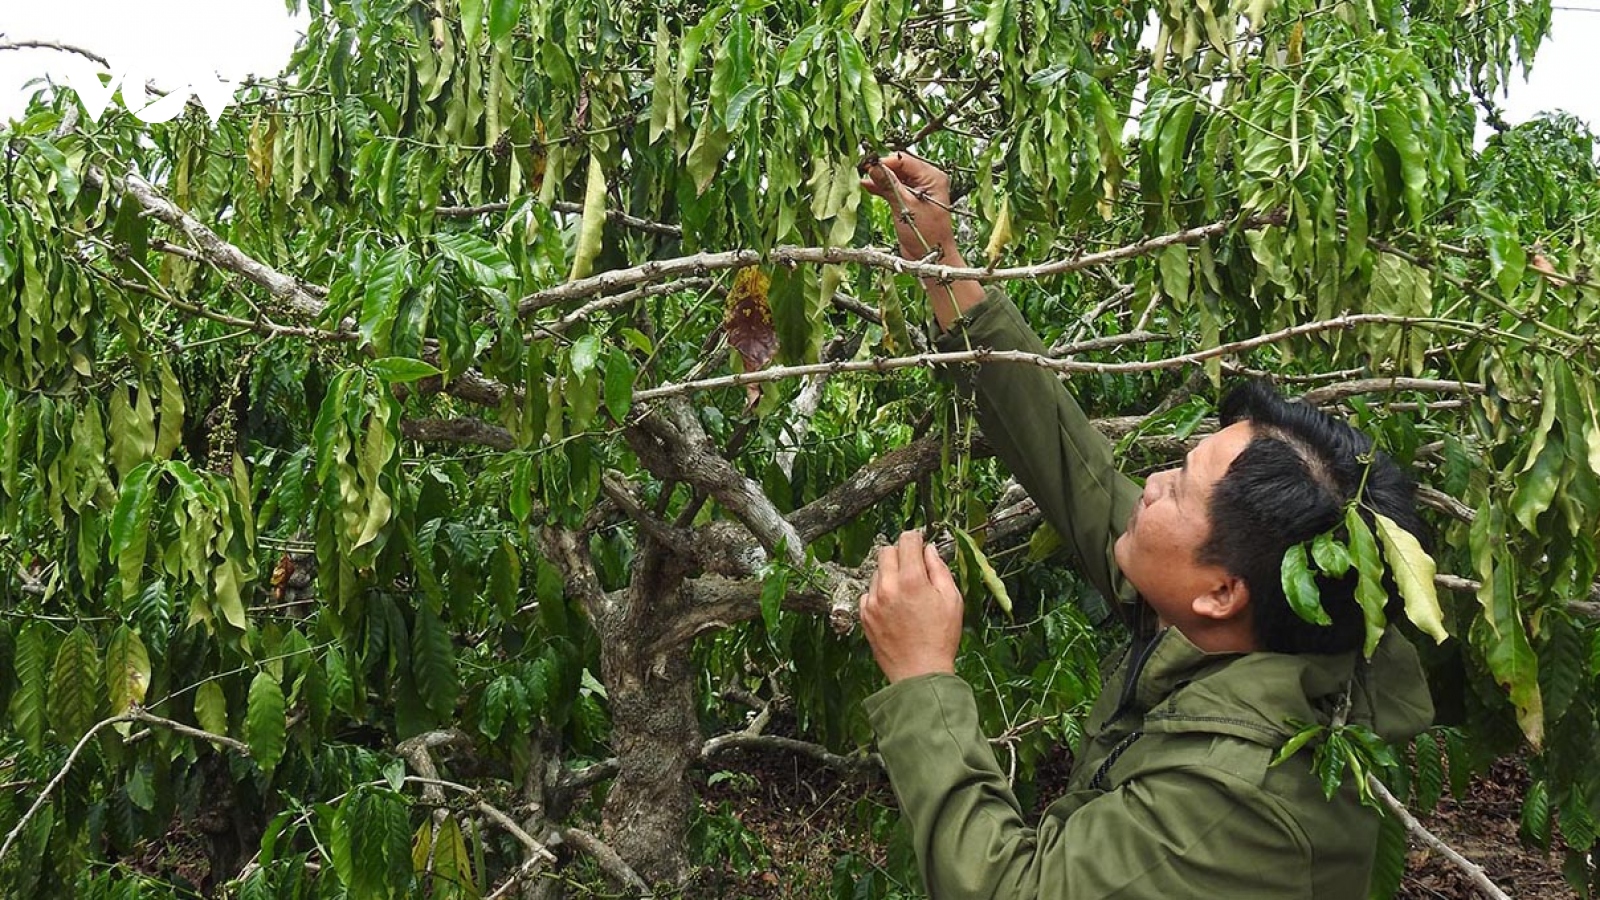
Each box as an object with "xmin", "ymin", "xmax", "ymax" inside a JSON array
[
  {"xmin": 598, "ymin": 639, "xmax": 698, "ymax": 888},
  {"xmin": 595, "ymin": 542, "xmax": 698, "ymax": 890}
]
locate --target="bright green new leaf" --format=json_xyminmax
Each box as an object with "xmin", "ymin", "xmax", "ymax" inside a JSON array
[
  {"xmin": 369, "ymin": 357, "xmax": 444, "ymax": 383},
  {"xmin": 985, "ymin": 195, "xmax": 1013, "ymax": 268},
  {"xmin": 1310, "ymin": 531, "xmax": 1352, "ymax": 578},
  {"xmin": 1280, "ymin": 541, "xmax": 1330, "ymax": 626},
  {"xmin": 1373, "ymin": 513, "xmax": 1447, "ymax": 644}
]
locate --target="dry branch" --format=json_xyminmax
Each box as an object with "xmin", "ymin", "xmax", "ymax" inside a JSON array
[
  {"xmin": 562, "ymin": 827, "xmax": 654, "ymax": 897},
  {"xmin": 630, "ymin": 313, "xmax": 1450, "ymax": 404},
  {"xmin": 437, "ymin": 199, "xmax": 683, "ymax": 238},
  {"xmin": 517, "ymin": 213, "xmax": 1285, "ymax": 315},
  {"xmin": 401, "ymin": 416, "xmax": 516, "ymax": 451},
  {"xmin": 1367, "ymin": 775, "xmax": 1513, "ymax": 900}
]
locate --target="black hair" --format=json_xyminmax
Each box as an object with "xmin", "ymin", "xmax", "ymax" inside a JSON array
[{"xmin": 1198, "ymin": 380, "xmax": 1430, "ymax": 655}]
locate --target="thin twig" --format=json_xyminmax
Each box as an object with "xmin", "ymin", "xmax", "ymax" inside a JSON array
[
  {"xmin": 516, "ymin": 213, "xmax": 1286, "ymax": 315},
  {"xmin": 630, "ymin": 313, "xmax": 1466, "ymax": 403},
  {"xmin": 1367, "ymin": 775, "xmax": 1512, "ymax": 900}
]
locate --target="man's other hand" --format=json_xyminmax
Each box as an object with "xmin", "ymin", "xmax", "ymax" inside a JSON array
[{"xmin": 861, "ymin": 531, "xmax": 964, "ymax": 683}]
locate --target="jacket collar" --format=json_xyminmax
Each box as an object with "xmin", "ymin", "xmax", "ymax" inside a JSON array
[{"xmin": 1125, "ymin": 626, "xmax": 1434, "ymax": 746}]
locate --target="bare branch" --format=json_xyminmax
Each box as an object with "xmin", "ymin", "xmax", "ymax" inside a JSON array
[
  {"xmin": 87, "ymin": 167, "xmax": 335, "ymax": 324},
  {"xmin": 702, "ymin": 733, "xmax": 881, "ymax": 775},
  {"xmin": 546, "ymin": 278, "xmax": 713, "ymax": 332},
  {"xmin": 562, "ymin": 826, "xmax": 654, "ymax": 897},
  {"xmin": 128, "ymin": 708, "xmax": 253, "ymax": 755},
  {"xmin": 600, "ymin": 471, "xmax": 699, "ymax": 559},
  {"xmin": 789, "ymin": 435, "xmax": 948, "ymax": 543},
  {"xmin": 517, "ymin": 213, "xmax": 1285, "ymax": 315},
  {"xmin": 0, "ymin": 38, "xmax": 111, "ymax": 67},
  {"xmin": 631, "ymin": 313, "xmax": 1453, "ymax": 404},
  {"xmin": 1367, "ymin": 775, "xmax": 1512, "ymax": 900},
  {"xmin": 1297, "ymin": 378, "xmax": 1486, "ymax": 407}
]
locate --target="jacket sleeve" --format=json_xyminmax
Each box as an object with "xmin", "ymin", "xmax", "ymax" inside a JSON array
[
  {"xmin": 935, "ymin": 288, "xmax": 1141, "ymax": 612},
  {"xmin": 865, "ymin": 674, "xmax": 1315, "ymax": 900}
]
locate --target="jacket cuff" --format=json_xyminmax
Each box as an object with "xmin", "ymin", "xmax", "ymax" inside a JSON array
[{"xmin": 933, "ymin": 286, "xmax": 1033, "ymax": 353}]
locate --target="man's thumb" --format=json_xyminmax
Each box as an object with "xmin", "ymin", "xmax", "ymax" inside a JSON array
[{"xmin": 924, "ymin": 544, "xmax": 961, "ymax": 602}]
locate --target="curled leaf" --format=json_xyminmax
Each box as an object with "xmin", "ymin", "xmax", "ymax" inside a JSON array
[{"xmin": 985, "ymin": 194, "xmax": 1013, "ymax": 268}]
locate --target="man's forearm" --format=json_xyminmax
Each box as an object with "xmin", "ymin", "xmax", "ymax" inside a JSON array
[{"xmin": 920, "ymin": 247, "xmax": 987, "ymax": 333}]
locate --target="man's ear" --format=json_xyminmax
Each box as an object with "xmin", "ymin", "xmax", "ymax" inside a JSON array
[{"xmin": 1191, "ymin": 574, "xmax": 1250, "ymax": 621}]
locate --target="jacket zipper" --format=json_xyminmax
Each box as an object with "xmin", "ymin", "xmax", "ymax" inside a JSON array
[
  {"xmin": 1108, "ymin": 630, "xmax": 1164, "ymax": 724},
  {"xmin": 1090, "ymin": 730, "xmax": 1143, "ymax": 791}
]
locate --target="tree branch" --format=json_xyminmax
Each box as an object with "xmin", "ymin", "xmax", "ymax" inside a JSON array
[
  {"xmin": 545, "ymin": 277, "xmax": 713, "ymax": 332},
  {"xmin": 517, "ymin": 212, "xmax": 1285, "ymax": 315},
  {"xmin": 630, "ymin": 313, "xmax": 1454, "ymax": 404},
  {"xmin": 1367, "ymin": 775, "xmax": 1512, "ymax": 900},
  {"xmin": 1297, "ymin": 378, "xmax": 1486, "ymax": 407},
  {"xmin": 401, "ymin": 416, "xmax": 516, "ymax": 451},
  {"xmin": 561, "ymin": 826, "xmax": 654, "ymax": 897},
  {"xmin": 0, "ymin": 37, "xmax": 111, "ymax": 67}
]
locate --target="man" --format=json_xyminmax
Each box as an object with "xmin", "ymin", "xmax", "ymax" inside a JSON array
[{"xmin": 857, "ymin": 153, "xmax": 1434, "ymax": 899}]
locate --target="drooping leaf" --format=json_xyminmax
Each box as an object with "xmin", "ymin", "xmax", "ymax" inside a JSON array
[
  {"xmin": 568, "ymin": 154, "xmax": 607, "ymax": 281},
  {"xmin": 195, "ymin": 680, "xmax": 229, "ymax": 737},
  {"xmin": 724, "ymin": 267, "xmax": 778, "ymax": 372},
  {"xmin": 105, "ymin": 625, "xmax": 151, "ymax": 716},
  {"xmin": 950, "ymin": 525, "xmax": 1013, "ymax": 616},
  {"xmin": 433, "ymin": 231, "xmax": 515, "ymax": 288},
  {"xmin": 247, "ymin": 670, "xmax": 288, "ymax": 772},
  {"xmin": 1345, "ymin": 507, "xmax": 1388, "ymax": 659},
  {"xmin": 49, "ymin": 626, "xmax": 101, "ymax": 742},
  {"xmin": 1372, "ymin": 513, "xmax": 1447, "ymax": 644}
]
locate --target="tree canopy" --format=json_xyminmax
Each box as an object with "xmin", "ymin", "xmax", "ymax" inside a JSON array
[{"xmin": 1, "ymin": 0, "xmax": 1598, "ymax": 897}]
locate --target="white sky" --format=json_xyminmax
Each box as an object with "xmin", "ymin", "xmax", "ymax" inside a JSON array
[{"xmin": 1, "ymin": 2, "xmax": 1596, "ymax": 135}]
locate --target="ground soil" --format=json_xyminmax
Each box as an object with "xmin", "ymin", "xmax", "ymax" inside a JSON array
[{"xmin": 698, "ymin": 740, "xmax": 1584, "ymax": 899}]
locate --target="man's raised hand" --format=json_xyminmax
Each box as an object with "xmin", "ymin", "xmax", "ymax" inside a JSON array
[{"xmin": 860, "ymin": 531, "xmax": 965, "ymax": 684}]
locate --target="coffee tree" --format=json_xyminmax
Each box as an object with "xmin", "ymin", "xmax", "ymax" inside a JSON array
[{"xmin": 1, "ymin": 0, "xmax": 1597, "ymax": 896}]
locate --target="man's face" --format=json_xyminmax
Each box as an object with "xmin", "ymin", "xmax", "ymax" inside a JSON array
[{"xmin": 1114, "ymin": 421, "xmax": 1255, "ymax": 627}]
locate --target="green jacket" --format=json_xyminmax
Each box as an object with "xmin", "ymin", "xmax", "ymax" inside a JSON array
[{"xmin": 864, "ymin": 290, "xmax": 1434, "ymax": 899}]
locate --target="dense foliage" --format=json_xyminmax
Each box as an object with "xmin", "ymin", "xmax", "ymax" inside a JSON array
[{"xmin": 1, "ymin": 0, "xmax": 1598, "ymax": 896}]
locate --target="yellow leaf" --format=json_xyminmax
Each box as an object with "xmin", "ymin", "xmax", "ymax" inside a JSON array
[
  {"xmin": 1374, "ymin": 513, "xmax": 1447, "ymax": 644},
  {"xmin": 568, "ymin": 153, "xmax": 607, "ymax": 281},
  {"xmin": 985, "ymin": 194, "xmax": 1013, "ymax": 269},
  {"xmin": 950, "ymin": 526, "xmax": 1013, "ymax": 617}
]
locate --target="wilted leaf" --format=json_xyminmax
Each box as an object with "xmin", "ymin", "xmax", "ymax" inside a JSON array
[
  {"xmin": 950, "ymin": 526, "xmax": 1013, "ymax": 616},
  {"xmin": 724, "ymin": 268, "xmax": 778, "ymax": 372},
  {"xmin": 1373, "ymin": 513, "xmax": 1447, "ymax": 644}
]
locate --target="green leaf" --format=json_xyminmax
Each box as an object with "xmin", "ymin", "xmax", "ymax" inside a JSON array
[
  {"xmin": 568, "ymin": 333, "xmax": 601, "ymax": 378},
  {"xmin": 777, "ymin": 23, "xmax": 824, "ymax": 87},
  {"xmin": 110, "ymin": 461, "xmax": 160, "ymax": 602},
  {"xmin": 569, "ymin": 153, "xmax": 607, "ymax": 280},
  {"xmin": 25, "ymin": 137, "xmax": 80, "ymax": 207},
  {"xmin": 359, "ymin": 245, "xmax": 416, "ymax": 355},
  {"xmin": 1474, "ymin": 200, "xmax": 1527, "ymax": 299},
  {"xmin": 1367, "ymin": 805, "xmax": 1407, "ymax": 900},
  {"xmin": 49, "ymin": 626, "xmax": 101, "ymax": 742},
  {"xmin": 247, "ymin": 670, "xmax": 288, "ymax": 772},
  {"xmin": 760, "ymin": 557, "xmax": 789, "ymax": 637},
  {"xmin": 1372, "ymin": 513, "xmax": 1447, "ymax": 645},
  {"xmin": 155, "ymin": 357, "xmax": 185, "ymax": 461},
  {"xmin": 603, "ymin": 348, "xmax": 634, "ymax": 421},
  {"xmin": 1345, "ymin": 507, "xmax": 1388, "ymax": 659},
  {"xmin": 1270, "ymin": 722, "xmax": 1325, "ymax": 767},
  {"xmin": 1310, "ymin": 531, "xmax": 1352, "ymax": 578},
  {"xmin": 411, "ymin": 602, "xmax": 459, "ymax": 718},
  {"xmin": 460, "ymin": 0, "xmax": 484, "ymax": 47},
  {"xmin": 1280, "ymin": 541, "xmax": 1330, "ymax": 626},
  {"xmin": 434, "ymin": 231, "xmax": 514, "ymax": 288},
  {"xmin": 1520, "ymin": 779, "xmax": 1552, "ymax": 850},
  {"xmin": 685, "ymin": 114, "xmax": 732, "ymax": 196},
  {"xmin": 10, "ymin": 623, "xmax": 49, "ymax": 753},
  {"xmin": 105, "ymin": 625, "xmax": 151, "ymax": 715},
  {"xmin": 488, "ymin": 0, "xmax": 518, "ymax": 47},
  {"xmin": 1412, "ymin": 731, "xmax": 1443, "ymax": 813},
  {"xmin": 195, "ymin": 680, "xmax": 229, "ymax": 737},
  {"xmin": 369, "ymin": 357, "xmax": 443, "ymax": 383},
  {"xmin": 950, "ymin": 525, "xmax": 1013, "ymax": 616}
]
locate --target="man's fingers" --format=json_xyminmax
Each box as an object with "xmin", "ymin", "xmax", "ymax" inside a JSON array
[
  {"xmin": 895, "ymin": 530, "xmax": 927, "ymax": 587},
  {"xmin": 924, "ymin": 544, "xmax": 962, "ymax": 603},
  {"xmin": 876, "ymin": 541, "xmax": 900, "ymax": 588}
]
